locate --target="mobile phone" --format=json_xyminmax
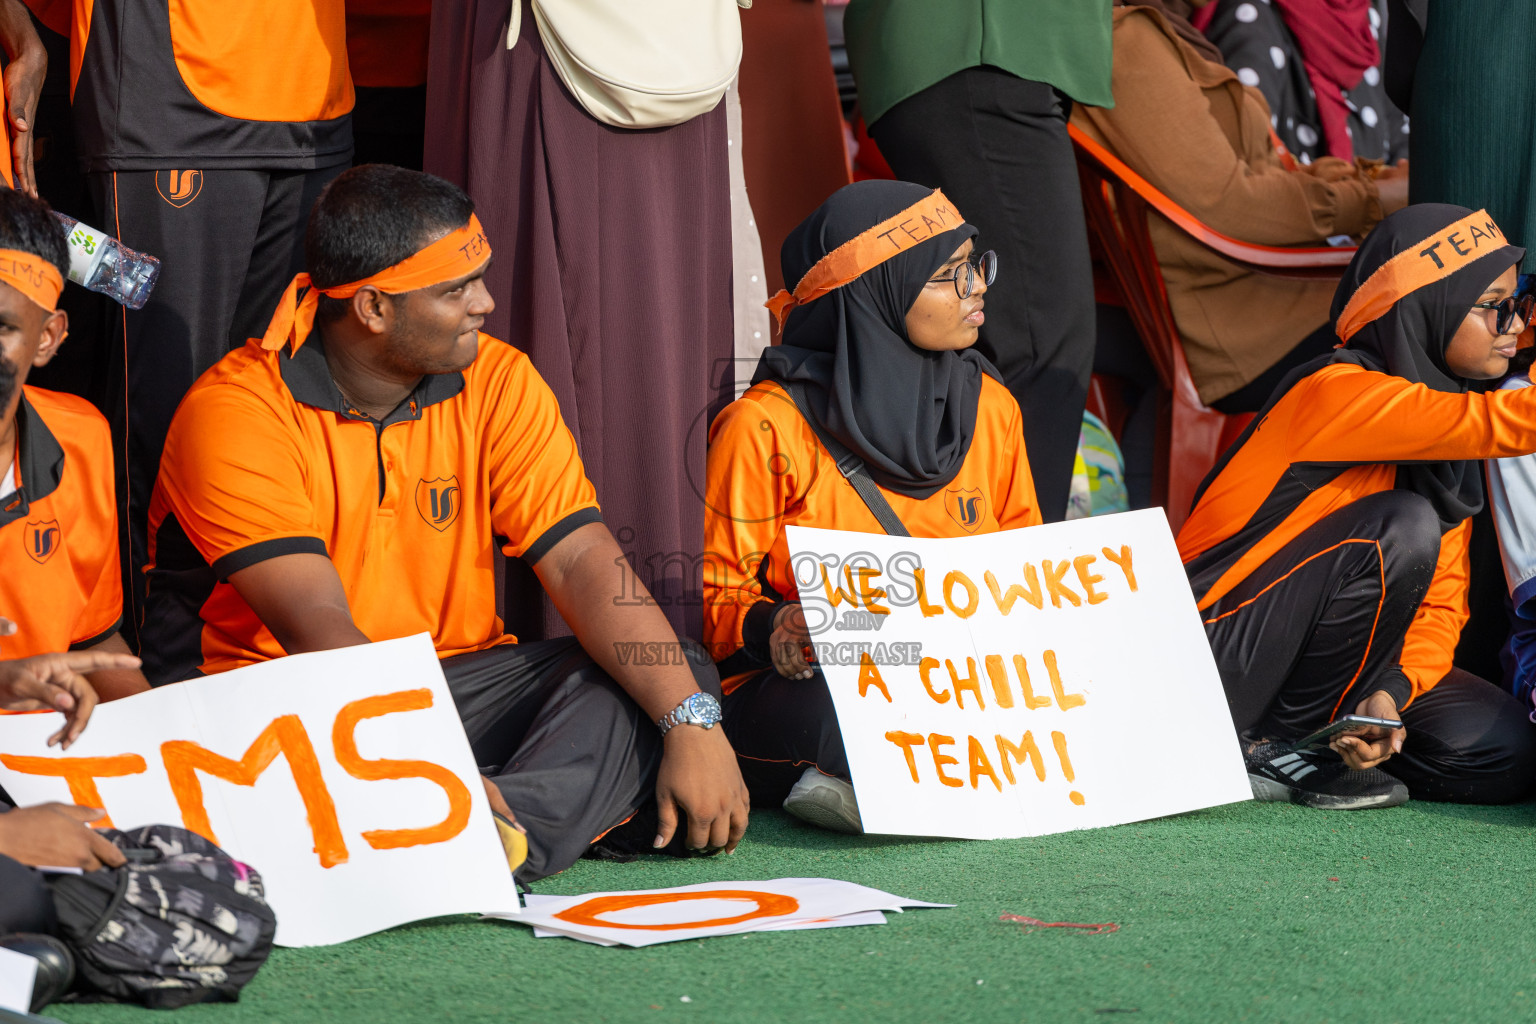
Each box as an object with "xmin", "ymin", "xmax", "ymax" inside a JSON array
[{"xmin": 1291, "ymin": 714, "xmax": 1403, "ymax": 752}]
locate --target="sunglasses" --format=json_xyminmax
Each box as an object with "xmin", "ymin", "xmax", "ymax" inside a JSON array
[{"xmin": 1469, "ymin": 293, "xmax": 1535, "ymax": 335}]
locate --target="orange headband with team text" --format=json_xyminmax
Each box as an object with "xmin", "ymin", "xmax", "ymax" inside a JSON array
[
  {"xmin": 765, "ymin": 189, "xmax": 965, "ymax": 331},
  {"xmin": 1337, "ymin": 209, "xmax": 1511, "ymax": 344},
  {"xmin": 260, "ymin": 214, "xmax": 492, "ymax": 353},
  {"xmin": 0, "ymin": 249, "xmax": 64, "ymax": 312}
]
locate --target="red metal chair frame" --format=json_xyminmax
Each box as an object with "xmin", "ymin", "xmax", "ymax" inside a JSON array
[{"xmin": 1069, "ymin": 123, "xmax": 1355, "ymax": 531}]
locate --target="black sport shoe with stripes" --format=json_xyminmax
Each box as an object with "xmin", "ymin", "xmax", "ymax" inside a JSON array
[{"xmin": 1243, "ymin": 740, "xmax": 1408, "ymax": 811}]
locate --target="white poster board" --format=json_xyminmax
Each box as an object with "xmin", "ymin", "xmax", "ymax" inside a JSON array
[
  {"xmin": 0, "ymin": 634, "xmax": 520, "ymax": 946},
  {"xmin": 502, "ymin": 878, "xmax": 949, "ymax": 947},
  {"xmin": 785, "ymin": 509, "xmax": 1250, "ymax": 839}
]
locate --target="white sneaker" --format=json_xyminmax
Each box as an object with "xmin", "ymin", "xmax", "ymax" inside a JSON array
[{"xmin": 782, "ymin": 767, "xmax": 863, "ymax": 833}]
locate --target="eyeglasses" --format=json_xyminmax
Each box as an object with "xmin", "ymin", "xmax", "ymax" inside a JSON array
[
  {"xmin": 926, "ymin": 249, "xmax": 997, "ymax": 299},
  {"xmin": 1469, "ymin": 293, "xmax": 1535, "ymax": 336}
]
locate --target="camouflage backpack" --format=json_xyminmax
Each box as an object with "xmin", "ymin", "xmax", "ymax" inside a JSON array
[{"xmin": 48, "ymin": 824, "xmax": 277, "ymax": 1008}]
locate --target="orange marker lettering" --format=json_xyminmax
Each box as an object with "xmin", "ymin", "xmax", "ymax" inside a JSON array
[
  {"xmin": 0, "ymin": 754, "xmax": 147, "ymax": 828},
  {"xmin": 927, "ymin": 733, "xmax": 963, "ymax": 788},
  {"xmin": 162, "ymin": 715, "xmax": 349, "ymax": 868},
  {"xmin": 555, "ymin": 890, "xmax": 799, "ymax": 931},
  {"xmin": 984, "ymin": 568, "xmax": 1042, "ymax": 615},
  {"xmin": 913, "ymin": 568, "xmax": 946, "ymax": 618},
  {"xmin": 1073, "ymin": 555, "xmax": 1107, "ymax": 605},
  {"xmin": 919, "ymin": 657, "xmax": 951, "ymax": 704},
  {"xmin": 885, "ymin": 730, "xmax": 926, "ymax": 782},
  {"xmin": 943, "ymin": 570, "xmax": 979, "ymax": 618},
  {"xmin": 1101, "ymin": 545, "xmax": 1138, "ymax": 592},
  {"xmin": 332, "ymin": 689, "xmax": 472, "ymax": 851},
  {"xmin": 1042, "ymin": 560, "xmax": 1081, "ymax": 608},
  {"xmin": 856, "ymin": 652, "xmax": 892, "ymax": 702},
  {"xmin": 982, "ymin": 654, "xmax": 1015, "ymax": 709},
  {"xmin": 946, "ymin": 657, "xmax": 985, "ymax": 711},
  {"xmin": 820, "ymin": 564, "xmax": 863, "ymax": 609},
  {"xmin": 1044, "ymin": 650, "xmax": 1086, "ymax": 710},
  {"xmin": 853, "ymin": 567, "xmax": 891, "ymax": 615},
  {"xmin": 1051, "ymin": 730, "xmax": 1076, "ymax": 781},
  {"xmin": 995, "ymin": 732, "xmax": 1046, "ymax": 784},
  {"xmin": 1012, "ymin": 654, "xmax": 1052, "ymax": 710},
  {"xmin": 967, "ymin": 735, "xmax": 1002, "ymax": 792}
]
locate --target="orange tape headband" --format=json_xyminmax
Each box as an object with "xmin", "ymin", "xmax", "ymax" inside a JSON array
[
  {"xmin": 261, "ymin": 214, "xmax": 492, "ymax": 352},
  {"xmin": 765, "ymin": 189, "xmax": 965, "ymax": 331},
  {"xmin": 0, "ymin": 249, "xmax": 63, "ymax": 312},
  {"xmin": 1337, "ymin": 209, "xmax": 1510, "ymax": 344}
]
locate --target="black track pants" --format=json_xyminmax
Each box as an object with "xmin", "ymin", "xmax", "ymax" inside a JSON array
[
  {"xmin": 1387, "ymin": 668, "xmax": 1536, "ymax": 804},
  {"xmin": 0, "ymin": 805, "xmax": 56, "ymax": 935},
  {"xmin": 721, "ymin": 668, "xmax": 851, "ymax": 806},
  {"xmin": 1200, "ymin": 490, "xmax": 1441, "ymax": 738},
  {"xmin": 870, "ymin": 68, "xmax": 1095, "ymax": 523},
  {"xmin": 89, "ymin": 164, "xmax": 346, "ymax": 644},
  {"xmin": 443, "ymin": 637, "xmax": 720, "ymax": 880}
]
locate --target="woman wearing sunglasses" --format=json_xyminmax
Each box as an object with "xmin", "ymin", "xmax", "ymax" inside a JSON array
[
  {"xmin": 701, "ymin": 181, "xmax": 1039, "ymax": 833},
  {"xmin": 1179, "ymin": 204, "xmax": 1536, "ymax": 812}
]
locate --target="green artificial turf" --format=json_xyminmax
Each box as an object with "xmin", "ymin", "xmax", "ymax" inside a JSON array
[{"xmin": 47, "ymin": 799, "xmax": 1536, "ymax": 1024}]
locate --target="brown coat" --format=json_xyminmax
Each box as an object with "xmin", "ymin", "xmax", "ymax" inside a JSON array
[{"xmin": 1072, "ymin": 6, "xmax": 1384, "ymax": 403}]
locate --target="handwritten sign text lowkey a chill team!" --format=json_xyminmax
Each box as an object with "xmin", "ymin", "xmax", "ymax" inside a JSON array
[{"xmin": 784, "ymin": 511, "xmax": 1251, "ymax": 840}]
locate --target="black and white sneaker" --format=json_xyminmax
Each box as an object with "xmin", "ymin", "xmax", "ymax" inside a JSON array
[{"xmin": 1244, "ymin": 740, "xmax": 1408, "ymax": 811}]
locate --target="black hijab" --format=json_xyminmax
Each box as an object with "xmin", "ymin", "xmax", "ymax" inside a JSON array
[
  {"xmin": 753, "ymin": 181, "xmax": 1000, "ymax": 499},
  {"xmin": 1196, "ymin": 203, "xmax": 1525, "ymax": 530}
]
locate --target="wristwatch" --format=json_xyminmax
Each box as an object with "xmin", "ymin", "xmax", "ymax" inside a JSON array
[{"xmin": 657, "ymin": 692, "xmax": 723, "ymax": 735}]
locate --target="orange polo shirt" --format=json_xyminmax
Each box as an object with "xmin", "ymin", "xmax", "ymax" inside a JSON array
[
  {"xmin": 1179, "ymin": 362, "xmax": 1536, "ymax": 702},
  {"xmin": 143, "ymin": 332, "xmax": 600, "ymax": 683},
  {"xmin": 703, "ymin": 376, "xmax": 1042, "ymax": 689},
  {"xmin": 0, "ymin": 387, "xmax": 122, "ymax": 657}
]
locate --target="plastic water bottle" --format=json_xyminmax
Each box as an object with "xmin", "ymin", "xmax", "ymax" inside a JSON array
[{"xmin": 52, "ymin": 213, "xmax": 161, "ymax": 309}]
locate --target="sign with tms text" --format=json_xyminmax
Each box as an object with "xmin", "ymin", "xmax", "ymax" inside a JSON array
[
  {"xmin": 785, "ymin": 509, "xmax": 1250, "ymax": 839},
  {"xmin": 0, "ymin": 634, "xmax": 520, "ymax": 946}
]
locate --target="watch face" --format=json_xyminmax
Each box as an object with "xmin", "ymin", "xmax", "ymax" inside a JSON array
[{"xmin": 684, "ymin": 692, "xmax": 723, "ymax": 725}]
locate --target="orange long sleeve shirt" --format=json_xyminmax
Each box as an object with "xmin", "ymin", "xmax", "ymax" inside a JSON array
[
  {"xmin": 703, "ymin": 377, "xmax": 1043, "ymax": 690},
  {"xmin": 1179, "ymin": 362, "xmax": 1536, "ymax": 702}
]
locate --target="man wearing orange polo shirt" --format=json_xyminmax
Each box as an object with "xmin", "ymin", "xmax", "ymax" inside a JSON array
[
  {"xmin": 70, "ymin": 0, "xmax": 355, "ymax": 645},
  {"xmin": 144, "ymin": 165, "xmax": 750, "ymax": 880},
  {"xmin": 0, "ymin": 188, "xmax": 147, "ymax": 701}
]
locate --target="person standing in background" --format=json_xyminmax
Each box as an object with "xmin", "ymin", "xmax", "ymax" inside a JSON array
[
  {"xmin": 842, "ymin": 0, "xmax": 1112, "ymax": 522},
  {"xmin": 69, "ymin": 0, "xmax": 354, "ymax": 646},
  {"xmin": 425, "ymin": 0, "xmax": 735, "ymax": 644}
]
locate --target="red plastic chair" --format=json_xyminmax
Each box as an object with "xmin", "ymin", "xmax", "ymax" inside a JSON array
[{"xmin": 1069, "ymin": 123, "xmax": 1354, "ymax": 531}]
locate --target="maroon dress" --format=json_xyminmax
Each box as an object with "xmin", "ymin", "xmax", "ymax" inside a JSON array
[{"xmin": 426, "ymin": 0, "xmax": 735, "ymax": 642}]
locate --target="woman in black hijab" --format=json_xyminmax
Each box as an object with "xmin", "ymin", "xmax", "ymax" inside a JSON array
[
  {"xmin": 702, "ymin": 181, "xmax": 1043, "ymax": 832},
  {"xmin": 1179, "ymin": 204, "xmax": 1536, "ymax": 811}
]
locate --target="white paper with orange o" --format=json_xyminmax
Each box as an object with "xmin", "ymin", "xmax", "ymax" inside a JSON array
[
  {"xmin": 498, "ymin": 878, "xmax": 950, "ymax": 947},
  {"xmin": 785, "ymin": 509, "xmax": 1251, "ymax": 840},
  {"xmin": 0, "ymin": 633, "xmax": 520, "ymax": 947}
]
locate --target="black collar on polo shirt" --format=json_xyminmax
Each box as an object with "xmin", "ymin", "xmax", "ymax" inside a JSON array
[
  {"xmin": 0, "ymin": 393, "xmax": 66, "ymax": 528},
  {"xmin": 279, "ymin": 329, "xmax": 466, "ymax": 427}
]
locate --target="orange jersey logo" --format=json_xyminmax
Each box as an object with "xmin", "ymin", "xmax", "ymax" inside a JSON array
[
  {"xmin": 156, "ymin": 170, "xmax": 203, "ymax": 208},
  {"xmin": 24, "ymin": 519, "xmax": 62, "ymax": 564},
  {"xmin": 946, "ymin": 487, "xmax": 985, "ymax": 534},
  {"xmin": 415, "ymin": 477, "xmax": 461, "ymax": 532}
]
